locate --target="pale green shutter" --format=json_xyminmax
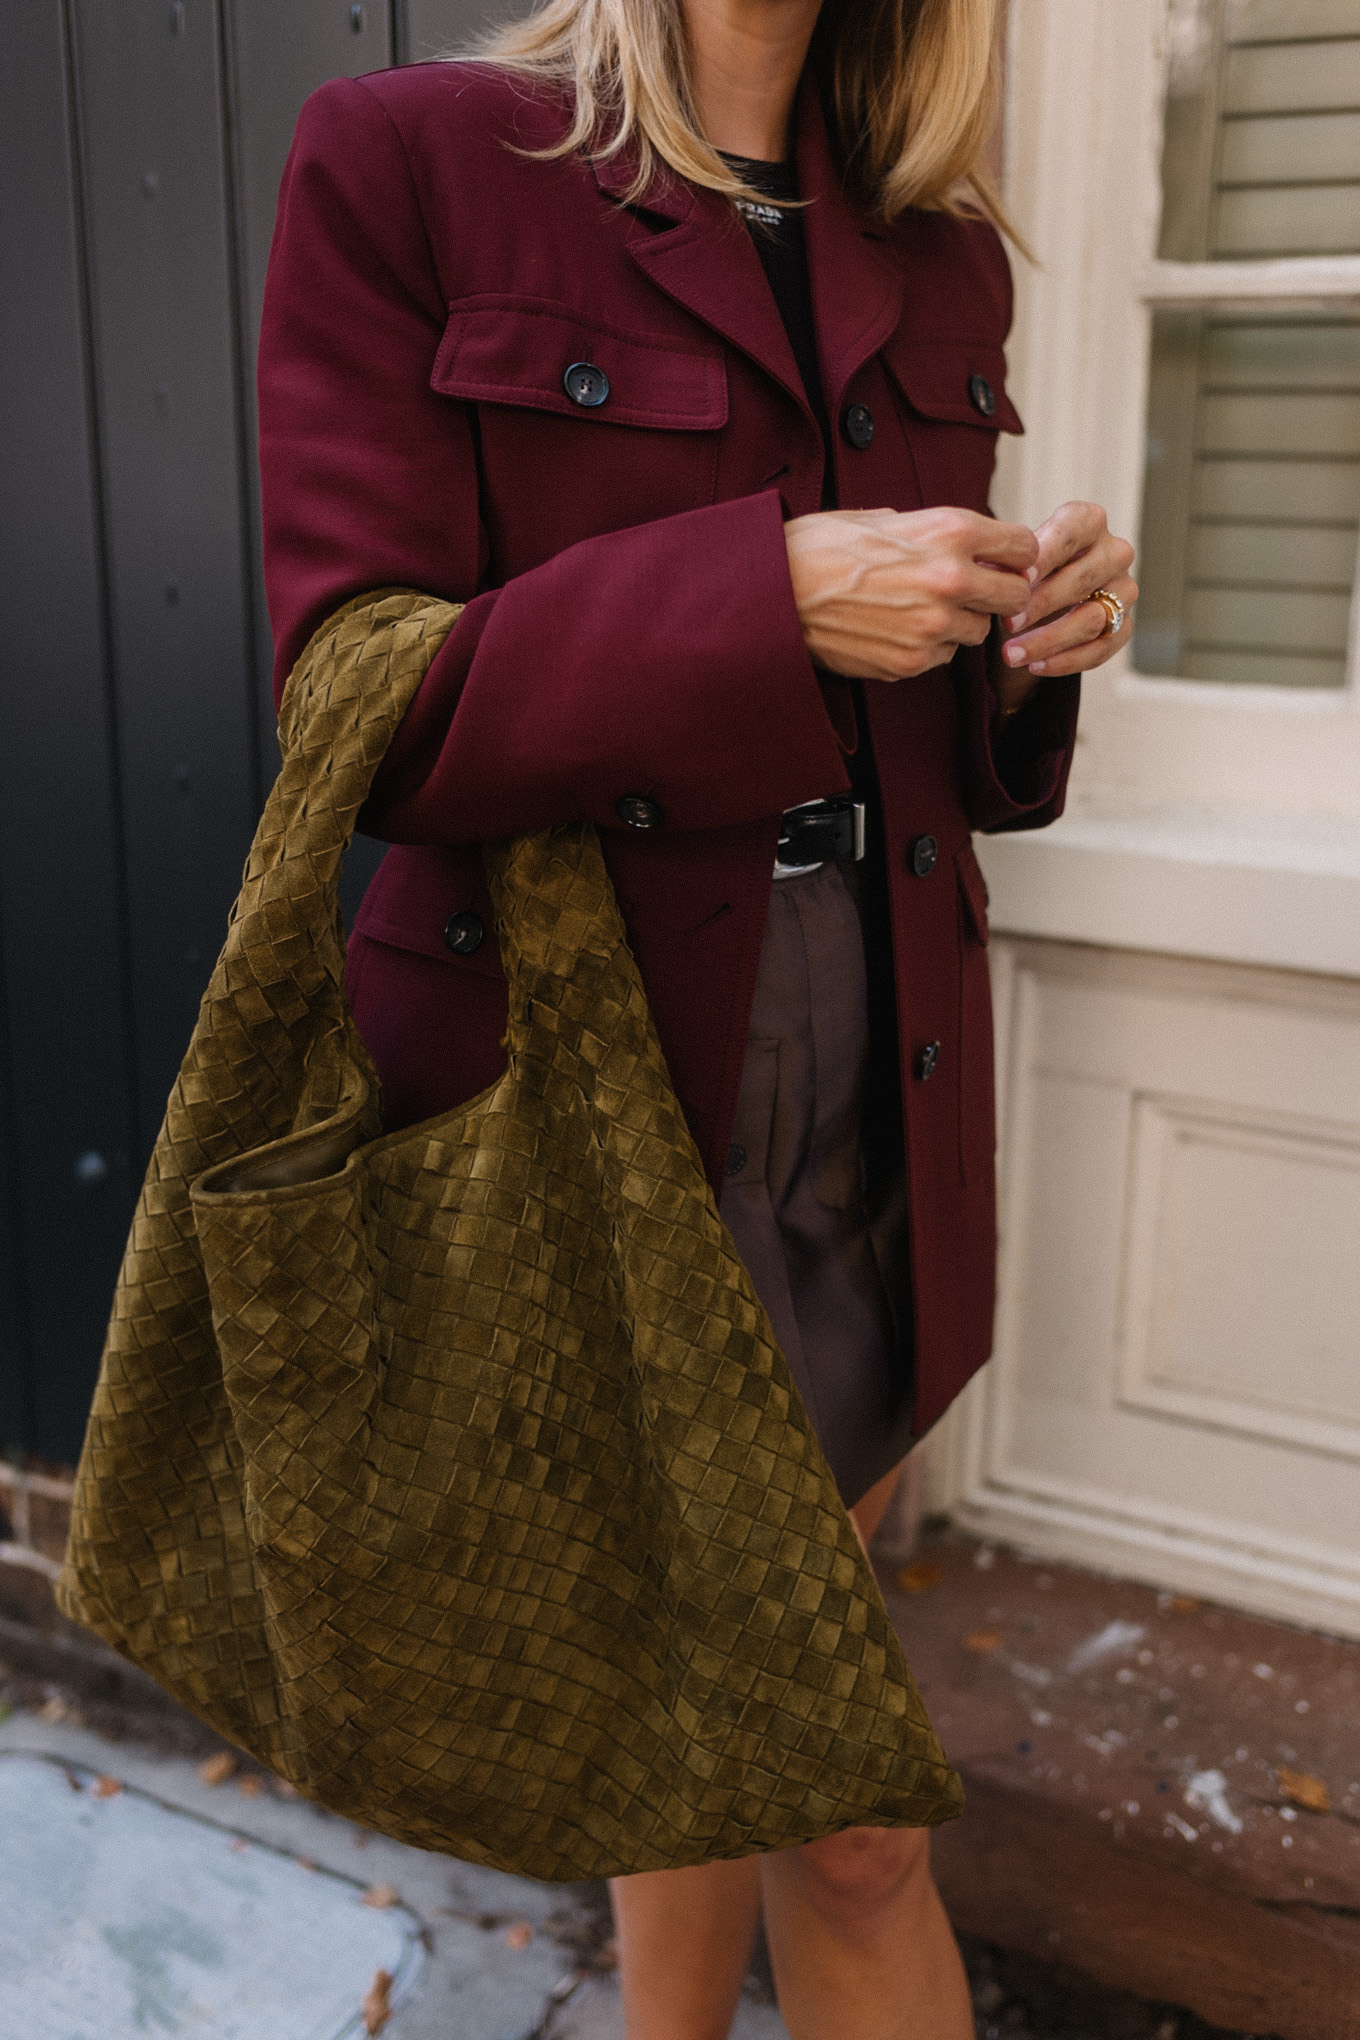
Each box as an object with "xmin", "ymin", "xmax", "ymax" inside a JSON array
[{"xmin": 1135, "ymin": 0, "xmax": 1360, "ymax": 687}]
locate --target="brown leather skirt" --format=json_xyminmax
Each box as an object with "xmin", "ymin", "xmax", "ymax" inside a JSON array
[{"xmin": 719, "ymin": 858, "xmax": 914, "ymax": 1508}]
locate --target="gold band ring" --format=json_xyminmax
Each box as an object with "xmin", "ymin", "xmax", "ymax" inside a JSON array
[{"xmin": 1093, "ymin": 588, "xmax": 1126, "ymax": 638}]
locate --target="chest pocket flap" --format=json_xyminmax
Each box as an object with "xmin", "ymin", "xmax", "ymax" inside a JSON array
[
  {"xmin": 432, "ymin": 294, "xmax": 728, "ymax": 431},
  {"xmin": 882, "ymin": 336, "xmax": 1023, "ymax": 435}
]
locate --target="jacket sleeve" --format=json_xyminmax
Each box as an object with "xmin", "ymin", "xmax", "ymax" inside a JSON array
[
  {"xmin": 938, "ymin": 224, "xmax": 1080, "ymax": 836},
  {"xmin": 257, "ymin": 78, "xmax": 849, "ymax": 847},
  {"xmin": 954, "ymin": 636, "xmax": 1080, "ymax": 836}
]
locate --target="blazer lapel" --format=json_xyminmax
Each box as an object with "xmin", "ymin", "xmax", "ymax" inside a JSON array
[
  {"xmin": 595, "ymin": 147, "xmax": 809, "ymax": 414},
  {"xmin": 595, "ymin": 82, "xmax": 903, "ymax": 423},
  {"xmin": 794, "ymin": 82, "xmax": 904, "ymax": 416}
]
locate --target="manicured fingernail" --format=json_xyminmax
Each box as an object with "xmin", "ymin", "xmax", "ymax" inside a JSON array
[
  {"xmin": 1026, "ymin": 566, "xmax": 1040, "ymax": 584},
  {"xmin": 1029, "ymin": 660, "xmax": 1048, "ymax": 674},
  {"xmin": 1004, "ymin": 641, "xmax": 1027, "ymax": 666},
  {"xmin": 1008, "ymin": 613, "xmax": 1028, "ymax": 631}
]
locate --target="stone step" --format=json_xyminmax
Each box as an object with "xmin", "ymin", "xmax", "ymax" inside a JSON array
[{"xmin": 885, "ymin": 1533, "xmax": 1360, "ymax": 2040}]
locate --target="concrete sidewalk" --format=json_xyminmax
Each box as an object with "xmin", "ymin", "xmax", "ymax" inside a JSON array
[{"xmin": 0, "ymin": 1703, "xmax": 787, "ymax": 2040}]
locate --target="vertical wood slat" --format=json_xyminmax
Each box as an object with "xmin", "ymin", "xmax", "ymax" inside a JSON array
[
  {"xmin": 401, "ymin": 0, "xmax": 511, "ymax": 60},
  {"xmin": 0, "ymin": 0, "xmax": 142, "ymax": 1455},
  {"xmin": 222, "ymin": 0, "xmax": 394, "ymax": 923},
  {"xmin": 223, "ymin": 0, "xmax": 393, "ymax": 779},
  {"xmin": 71, "ymin": 0, "xmax": 260, "ymax": 1159}
]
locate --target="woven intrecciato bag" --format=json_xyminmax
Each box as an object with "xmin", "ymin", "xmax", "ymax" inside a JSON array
[{"xmin": 56, "ymin": 589, "xmax": 963, "ymax": 1878}]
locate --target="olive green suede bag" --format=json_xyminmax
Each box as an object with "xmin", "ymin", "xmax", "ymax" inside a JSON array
[{"xmin": 56, "ymin": 589, "xmax": 963, "ymax": 1878}]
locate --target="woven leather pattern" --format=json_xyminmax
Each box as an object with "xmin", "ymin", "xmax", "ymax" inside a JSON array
[{"xmin": 56, "ymin": 589, "xmax": 963, "ymax": 1878}]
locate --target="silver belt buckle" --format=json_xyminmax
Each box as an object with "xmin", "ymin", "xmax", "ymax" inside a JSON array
[{"xmin": 773, "ymin": 796, "xmax": 867, "ymax": 878}]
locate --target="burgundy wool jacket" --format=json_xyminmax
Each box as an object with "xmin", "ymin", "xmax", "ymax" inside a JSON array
[{"xmin": 257, "ymin": 61, "xmax": 1080, "ymax": 1439}]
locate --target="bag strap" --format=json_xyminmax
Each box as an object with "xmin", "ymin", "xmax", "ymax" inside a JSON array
[
  {"xmin": 165, "ymin": 592, "xmax": 463, "ymax": 1190},
  {"xmin": 272, "ymin": 588, "xmax": 464, "ymax": 900}
]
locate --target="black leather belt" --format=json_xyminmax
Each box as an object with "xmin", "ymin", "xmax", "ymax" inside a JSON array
[{"xmin": 774, "ymin": 796, "xmax": 867, "ymax": 877}]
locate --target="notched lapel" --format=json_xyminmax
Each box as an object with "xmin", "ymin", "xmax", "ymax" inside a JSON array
[
  {"xmin": 593, "ymin": 147, "xmax": 812, "ymax": 414},
  {"xmin": 795, "ymin": 82, "xmax": 904, "ymax": 415},
  {"xmin": 590, "ymin": 84, "xmax": 904, "ymax": 425}
]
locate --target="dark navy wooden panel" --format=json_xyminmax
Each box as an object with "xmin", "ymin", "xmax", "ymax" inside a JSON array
[
  {"xmin": 0, "ymin": 1, "xmax": 141, "ymax": 1457},
  {"xmin": 225, "ymin": 0, "xmax": 395, "ymax": 920},
  {"xmin": 400, "ymin": 0, "xmax": 509, "ymax": 60},
  {"xmin": 71, "ymin": 0, "xmax": 260, "ymax": 1159},
  {"xmin": 226, "ymin": 0, "xmax": 393, "ymax": 752},
  {"xmin": 2, "ymin": 0, "xmax": 532, "ymax": 1461}
]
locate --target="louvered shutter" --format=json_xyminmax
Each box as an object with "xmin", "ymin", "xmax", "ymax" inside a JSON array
[{"xmin": 1136, "ymin": 0, "xmax": 1360, "ymax": 688}]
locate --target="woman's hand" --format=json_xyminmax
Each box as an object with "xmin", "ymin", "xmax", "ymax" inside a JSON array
[
  {"xmin": 995, "ymin": 501, "xmax": 1137, "ymax": 712},
  {"xmin": 785, "ymin": 506, "xmax": 1039, "ymax": 683}
]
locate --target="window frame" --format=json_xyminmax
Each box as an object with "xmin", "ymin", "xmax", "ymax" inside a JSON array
[{"xmin": 996, "ymin": 0, "xmax": 1360, "ymax": 830}]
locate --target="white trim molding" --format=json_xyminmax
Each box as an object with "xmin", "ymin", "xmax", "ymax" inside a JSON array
[
  {"xmin": 976, "ymin": 799, "xmax": 1360, "ymax": 981},
  {"xmin": 923, "ymin": 936, "xmax": 1360, "ymax": 1642}
]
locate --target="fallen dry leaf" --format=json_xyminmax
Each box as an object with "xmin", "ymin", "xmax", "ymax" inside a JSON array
[
  {"xmin": 1278, "ymin": 1766, "xmax": 1330, "ymax": 1814},
  {"xmin": 504, "ymin": 1921, "xmax": 534, "ymax": 1950},
  {"xmin": 896, "ymin": 1562, "xmax": 942, "ymax": 1595},
  {"xmin": 962, "ymin": 1629, "xmax": 1003, "ymax": 1654},
  {"xmin": 363, "ymin": 1883, "xmax": 399, "ymax": 1910},
  {"xmin": 92, "ymin": 1775, "xmax": 123, "ymax": 1799},
  {"xmin": 362, "ymin": 1968, "xmax": 393, "ymax": 2035},
  {"xmin": 237, "ymin": 1775, "xmax": 263, "ymax": 1797},
  {"xmin": 199, "ymin": 1752, "xmax": 236, "ymax": 1787}
]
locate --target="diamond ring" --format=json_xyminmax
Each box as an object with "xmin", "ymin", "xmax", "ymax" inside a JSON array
[{"xmin": 1093, "ymin": 588, "xmax": 1126, "ymax": 638}]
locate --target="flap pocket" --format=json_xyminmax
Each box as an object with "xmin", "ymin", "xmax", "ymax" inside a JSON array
[
  {"xmin": 432, "ymin": 295, "xmax": 729, "ymax": 431},
  {"xmin": 352, "ymin": 845, "xmax": 505, "ymax": 980},
  {"xmin": 955, "ymin": 840, "xmax": 990, "ymax": 946},
  {"xmin": 883, "ymin": 337, "xmax": 1022, "ymax": 435}
]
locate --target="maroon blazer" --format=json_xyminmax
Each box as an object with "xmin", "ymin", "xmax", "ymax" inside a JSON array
[{"xmin": 257, "ymin": 62, "xmax": 1079, "ymax": 1437}]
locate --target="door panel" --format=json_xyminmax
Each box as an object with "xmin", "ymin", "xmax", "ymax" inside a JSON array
[
  {"xmin": 0, "ymin": 1, "xmax": 140, "ymax": 1457},
  {"xmin": 3, "ymin": 0, "xmax": 534, "ymax": 1461},
  {"xmin": 225, "ymin": 0, "xmax": 396, "ymax": 917},
  {"xmin": 225, "ymin": 0, "xmax": 393, "ymax": 763},
  {"xmin": 72, "ymin": 0, "xmax": 259, "ymax": 1157}
]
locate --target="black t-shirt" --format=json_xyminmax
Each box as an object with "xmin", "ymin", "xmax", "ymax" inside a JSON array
[
  {"xmin": 724, "ymin": 153, "xmax": 876, "ymax": 802},
  {"xmin": 723, "ymin": 153, "xmax": 835, "ymax": 497}
]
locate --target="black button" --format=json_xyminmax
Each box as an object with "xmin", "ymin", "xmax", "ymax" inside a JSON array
[
  {"xmin": 564, "ymin": 361, "xmax": 609, "ymax": 408},
  {"xmin": 842, "ymin": 403, "xmax": 875, "ymax": 450},
  {"xmin": 917, "ymin": 1040, "xmax": 941, "ymax": 1082},
  {"xmin": 726, "ymin": 1143, "xmax": 748, "ymax": 1177},
  {"xmin": 615, "ymin": 794, "xmax": 664, "ymax": 829},
  {"xmin": 968, "ymin": 373, "xmax": 997, "ymax": 418},
  {"xmin": 910, "ymin": 834, "xmax": 939, "ymax": 878},
  {"xmin": 443, "ymin": 911, "xmax": 485, "ymax": 956}
]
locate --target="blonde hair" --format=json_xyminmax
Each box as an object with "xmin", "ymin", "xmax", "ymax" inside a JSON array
[{"xmin": 463, "ymin": 0, "xmax": 1018, "ymax": 236}]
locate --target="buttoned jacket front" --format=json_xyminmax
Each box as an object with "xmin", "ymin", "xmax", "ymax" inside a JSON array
[{"xmin": 257, "ymin": 60, "xmax": 1080, "ymax": 1436}]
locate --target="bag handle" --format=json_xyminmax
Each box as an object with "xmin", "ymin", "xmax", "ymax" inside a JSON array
[
  {"xmin": 176, "ymin": 593, "xmax": 463, "ymax": 1198},
  {"xmin": 194, "ymin": 590, "xmax": 635, "ymax": 1197}
]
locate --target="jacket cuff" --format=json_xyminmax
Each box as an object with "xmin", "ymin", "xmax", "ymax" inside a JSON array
[
  {"xmin": 368, "ymin": 488, "xmax": 850, "ymax": 844},
  {"xmin": 959, "ymin": 638, "xmax": 1080, "ymax": 834}
]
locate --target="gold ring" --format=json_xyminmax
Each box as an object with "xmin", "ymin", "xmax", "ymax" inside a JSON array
[{"xmin": 1093, "ymin": 588, "xmax": 1126, "ymax": 638}]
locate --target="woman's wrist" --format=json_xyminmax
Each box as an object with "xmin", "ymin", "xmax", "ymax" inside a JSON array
[{"xmin": 988, "ymin": 624, "xmax": 1042, "ymax": 720}]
